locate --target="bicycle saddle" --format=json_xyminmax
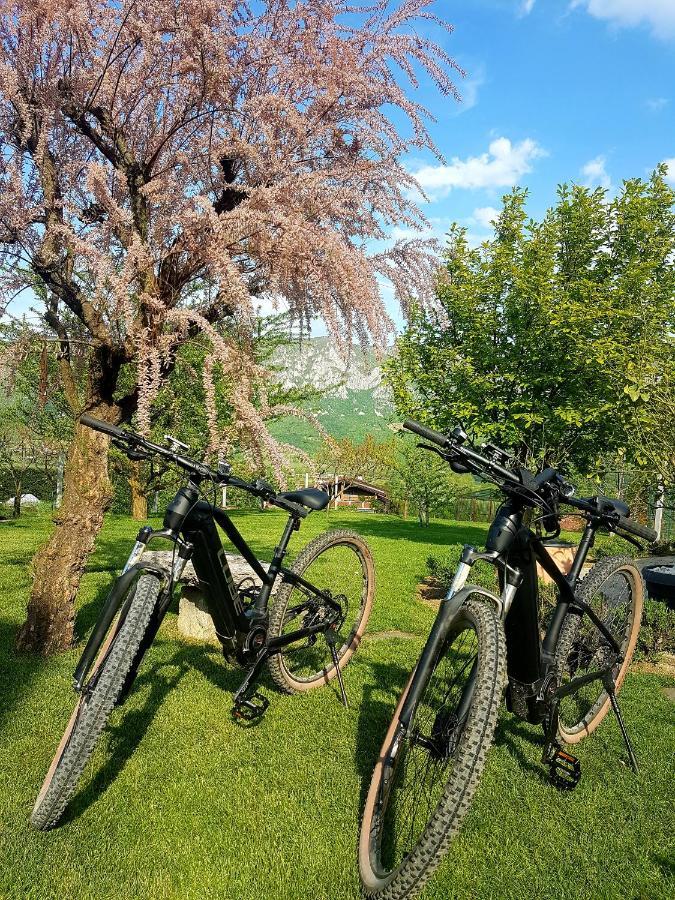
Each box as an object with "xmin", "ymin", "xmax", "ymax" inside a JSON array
[{"xmin": 277, "ymin": 488, "xmax": 330, "ymax": 511}]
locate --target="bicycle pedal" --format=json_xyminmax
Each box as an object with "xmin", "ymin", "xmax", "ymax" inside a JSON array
[
  {"xmin": 548, "ymin": 748, "xmax": 581, "ymax": 791},
  {"xmin": 232, "ymin": 692, "xmax": 269, "ymax": 722}
]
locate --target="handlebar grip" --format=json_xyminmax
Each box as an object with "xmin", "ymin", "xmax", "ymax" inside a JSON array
[
  {"xmin": 402, "ymin": 419, "xmax": 450, "ymax": 448},
  {"xmin": 615, "ymin": 515, "xmax": 657, "ymax": 543},
  {"xmin": 80, "ymin": 414, "xmax": 127, "ymax": 441}
]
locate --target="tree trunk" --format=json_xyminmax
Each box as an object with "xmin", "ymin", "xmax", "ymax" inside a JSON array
[
  {"xmin": 16, "ymin": 414, "xmax": 115, "ymax": 655},
  {"xmin": 129, "ymin": 460, "xmax": 147, "ymax": 520},
  {"xmin": 13, "ymin": 481, "xmax": 21, "ymax": 518}
]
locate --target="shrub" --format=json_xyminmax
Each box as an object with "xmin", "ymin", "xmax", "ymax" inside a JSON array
[{"xmin": 636, "ymin": 599, "xmax": 675, "ymax": 661}]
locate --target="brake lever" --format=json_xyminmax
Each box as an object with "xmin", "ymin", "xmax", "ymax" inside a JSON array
[
  {"xmin": 608, "ymin": 515, "xmax": 643, "ymax": 550},
  {"xmin": 126, "ymin": 449, "xmax": 150, "ymax": 461},
  {"xmin": 416, "ymin": 442, "xmax": 447, "ymax": 457},
  {"xmin": 111, "ymin": 436, "xmax": 147, "ymax": 460}
]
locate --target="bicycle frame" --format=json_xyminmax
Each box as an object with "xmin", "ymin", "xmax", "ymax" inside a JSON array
[
  {"xmin": 398, "ymin": 498, "xmax": 620, "ymax": 729},
  {"xmin": 73, "ymin": 480, "xmax": 340, "ymax": 694}
]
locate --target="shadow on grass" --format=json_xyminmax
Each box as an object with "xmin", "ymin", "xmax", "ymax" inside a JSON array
[
  {"xmin": 493, "ymin": 714, "xmax": 549, "ymax": 783},
  {"xmin": 651, "ymin": 852, "xmax": 675, "ymax": 878},
  {"xmin": 0, "ymin": 619, "xmax": 50, "ymax": 733},
  {"xmin": 353, "ymin": 659, "xmax": 411, "ymax": 810},
  {"xmin": 62, "ymin": 640, "xmax": 244, "ymax": 826}
]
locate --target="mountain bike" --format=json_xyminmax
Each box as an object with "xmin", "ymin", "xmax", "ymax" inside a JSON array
[
  {"xmin": 359, "ymin": 420, "xmax": 656, "ymax": 900},
  {"xmin": 32, "ymin": 415, "xmax": 374, "ymax": 830}
]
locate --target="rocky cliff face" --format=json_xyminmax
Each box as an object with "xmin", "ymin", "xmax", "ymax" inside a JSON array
[
  {"xmin": 272, "ymin": 336, "xmax": 391, "ymax": 404},
  {"xmin": 268, "ymin": 336, "xmax": 393, "ymax": 448}
]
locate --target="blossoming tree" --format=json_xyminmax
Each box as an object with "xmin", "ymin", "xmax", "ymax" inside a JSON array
[{"xmin": 0, "ymin": 0, "xmax": 460, "ymax": 653}]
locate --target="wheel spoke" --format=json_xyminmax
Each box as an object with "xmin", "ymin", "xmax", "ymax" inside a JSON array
[
  {"xmin": 376, "ymin": 621, "xmax": 480, "ymax": 872},
  {"xmin": 557, "ymin": 564, "xmax": 638, "ymax": 734},
  {"xmin": 275, "ymin": 542, "xmax": 368, "ymax": 683}
]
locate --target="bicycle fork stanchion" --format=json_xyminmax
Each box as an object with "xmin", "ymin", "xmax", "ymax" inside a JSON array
[{"xmin": 603, "ymin": 674, "xmax": 639, "ymax": 774}]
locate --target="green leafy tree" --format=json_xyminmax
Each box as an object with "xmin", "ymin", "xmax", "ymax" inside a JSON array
[
  {"xmin": 389, "ymin": 442, "xmax": 462, "ymax": 527},
  {"xmin": 317, "ymin": 435, "xmax": 396, "ymax": 485},
  {"xmin": 0, "ymin": 326, "xmax": 72, "ymax": 515},
  {"xmin": 387, "ymin": 168, "xmax": 675, "ymax": 476}
]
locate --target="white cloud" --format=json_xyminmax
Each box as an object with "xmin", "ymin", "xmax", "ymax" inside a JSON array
[
  {"xmin": 571, "ymin": 1, "xmax": 675, "ymax": 38},
  {"xmin": 459, "ymin": 71, "xmax": 485, "ymax": 113},
  {"xmin": 472, "ymin": 206, "xmax": 500, "ymax": 229},
  {"xmin": 582, "ymin": 155, "xmax": 612, "ymax": 190},
  {"xmin": 413, "ymin": 137, "xmax": 546, "ymax": 199},
  {"xmin": 664, "ymin": 158, "xmax": 675, "ymax": 183},
  {"xmin": 519, "ymin": 0, "xmax": 536, "ymax": 15},
  {"xmin": 389, "ymin": 225, "xmax": 437, "ymax": 242},
  {"xmin": 646, "ymin": 97, "xmax": 669, "ymax": 112}
]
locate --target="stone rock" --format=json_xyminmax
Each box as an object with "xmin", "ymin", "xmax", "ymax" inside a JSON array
[
  {"xmin": 178, "ymin": 587, "xmax": 220, "ymax": 644},
  {"xmin": 142, "ymin": 549, "xmax": 276, "ymax": 643}
]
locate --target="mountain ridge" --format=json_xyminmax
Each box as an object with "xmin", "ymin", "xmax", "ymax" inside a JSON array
[{"xmin": 269, "ymin": 336, "xmax": 393, "ymax": 450}]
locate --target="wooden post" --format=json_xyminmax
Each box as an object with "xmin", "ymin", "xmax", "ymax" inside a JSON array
[
  {"xmin": 654, "ymin": 477, "xmax": 665, "ymax": 541},
  {"xmin": 305, "ymin": 472, "xmax": 309, "ymax": 488}
]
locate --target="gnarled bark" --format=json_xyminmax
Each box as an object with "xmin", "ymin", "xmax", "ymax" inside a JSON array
[{"xmin": 16, "ymin": 409, "xmax": 116, "ymax": 655}]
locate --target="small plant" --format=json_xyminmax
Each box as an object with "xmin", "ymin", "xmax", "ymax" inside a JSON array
[{"xmin": 636, "ymin": 599, "xmax": 675, "ymax": 661}]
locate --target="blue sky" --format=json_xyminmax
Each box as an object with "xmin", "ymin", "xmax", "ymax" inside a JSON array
[
  {"xmin": 371, "ymin": 0, "xmax": 675, "ymax": 326},
  {"xmin": 407, "ymin": 0, "xmax": 675, "ymax": 223}
]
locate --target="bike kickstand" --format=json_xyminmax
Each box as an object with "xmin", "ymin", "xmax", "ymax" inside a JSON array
[
  {"xmin": 327, "ymin": 636, "xmax": 348, "ymax": 709},
  {"xmin": 604, "ymin": 677, "xmax": 639, "ymax": 774}
]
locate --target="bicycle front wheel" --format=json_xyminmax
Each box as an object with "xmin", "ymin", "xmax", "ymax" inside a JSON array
[
  {"xmin": 31, "ymin": 573, "xmax": 160, "ymax": 830},
  {"xmin": 359, "ymin": 598, "xmax": 506, "ymax": 900},
  {"xmin": 553, "ymin": 556, "xmax": 643, "ymax": 745},
  {"xmin": 267, "ymin": 529, "xmax": 374, "ymax": 694}
]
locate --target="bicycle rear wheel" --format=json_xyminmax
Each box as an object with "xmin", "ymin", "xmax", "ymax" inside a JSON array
[
  {"xmin": 267, "ymin": 529, "xmax": 374, "ymax": 694},
  {"xmin": 359, "ymin": 598, "xmax": 506, "ymax": 900},
  {"xmin": 31, "ymin": 573, "xmax": 160, "ymax": 830},
  {"xmin": 553, "ymin": 556, "xmax": 643, "ymax": 745}
]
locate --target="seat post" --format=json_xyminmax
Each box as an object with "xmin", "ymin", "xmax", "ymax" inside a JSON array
[{"xmin": 254, "ymin": 512, "xmax": 298, "ymax": 613}]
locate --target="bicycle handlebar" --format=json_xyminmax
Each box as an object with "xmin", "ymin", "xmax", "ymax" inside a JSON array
[
  {"xmin": 402, "ymin": 419, "xmax": 451, "ymax": 448},
  {"xmin": 401, "ymin": 418, "xmax": 656, "ymax": 543},
  {"xmin": 616, "ymin": 515, "xmax": 657, "ymax": 542},
  {"xmin": 402, "ymin": 419, "xmax": 519, "ymax": 486},
  {"xmin": 79, "ymin": 415, "xmax": 308, "ymax": 517},
  {"xmin": 80, "ymin": 414, "xmax": 127, "ymax": 442}
]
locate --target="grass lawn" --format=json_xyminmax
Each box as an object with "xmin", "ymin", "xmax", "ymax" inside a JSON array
[{"xmin": 0, "ymin": 508, "xmax": 673, "ymax": 900}]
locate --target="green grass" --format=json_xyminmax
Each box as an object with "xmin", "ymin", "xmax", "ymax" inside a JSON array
[{"xmin": 0, "ymin": 509, "xmax": 673, "ymax": 900}]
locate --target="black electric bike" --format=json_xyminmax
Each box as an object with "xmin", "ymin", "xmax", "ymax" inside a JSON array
[
  {"xmin": 359, "ymin": 420, "xmax": 656, "ymax": 900},
  {"xmin": 32, "ymin": 415, "xmax": 374, "ymax": 830}
]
